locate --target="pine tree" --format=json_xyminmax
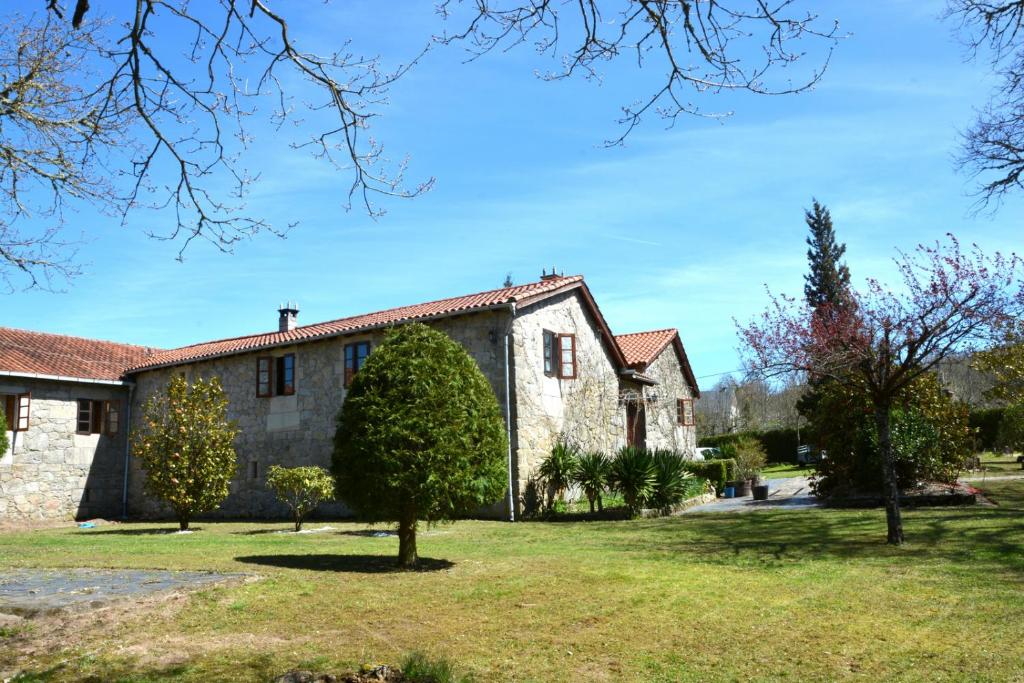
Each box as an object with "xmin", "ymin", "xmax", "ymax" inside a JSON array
[{"xmin": 803, "ymin": 200, "xmax": 851, "ymax": 311}]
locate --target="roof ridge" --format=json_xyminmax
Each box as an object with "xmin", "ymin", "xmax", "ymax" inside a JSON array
[
  {"xmin": 0, "ymin": 325, "xmax": 162, "ymax": 352},
  {"xmin": 614, "ymin": 328, "xmax": 678, "ymax": 338},
  {"xmin": 161, "ymin": 274, "xmax": 584, "ymax": 353}
]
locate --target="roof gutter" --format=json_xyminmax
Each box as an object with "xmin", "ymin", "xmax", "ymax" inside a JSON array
[{"xmin": 0, "ymin": 370, "xmax": 134, "ymax": 387}]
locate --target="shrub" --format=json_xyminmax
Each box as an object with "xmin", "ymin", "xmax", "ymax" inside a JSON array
[
  {"xmin": 731, "ymin": 436, "xmax": 767, "ymax": 481},
  {"xmin": 970, "ymin": 407, "xmax": 1005, "ymax": 452},
  {"xmin": 650, "ymin": 449, "xmax": 693, "ymax": 509},
  {"xmin": 0, "ymin": 407, "xmax": 8, "ymax": 457},
  {"xmin": 609, "ymin": 446, "xmax": 656, "ymax": 518},
  {"xmin": 401, "ymin": 651, "xmax": 474, "ymax": 683},
  {"xmin": 266, "ymin": 465, "xmax": 335, "ymax": 531},
  {"xmin": 573, "ymin": 451, "xmax": 611, "ymax": 513},
  {"xmin": 997, "ymin": 403, "xmax": 1024, "ymax": 453},
  {"xmin": 683, "ymin": 459, "xmax": 728, "ymax": 493},
  {"xmin": 333, "ymin": 323, "xmax": 507, "ymax": 568},
  {"xmin": 699, "ymin": 428, "xmax": 800, "ymax": 464},
  {"xmin": 133, "ymin": 376, "xmax": 239, "ymax": 531},
  {"xmin": 538, "ymin": 439, "xmax": 579, "ymax": 509}
]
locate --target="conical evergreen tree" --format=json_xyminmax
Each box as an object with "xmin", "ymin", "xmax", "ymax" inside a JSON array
[{"xmin": 803, "ymin": 200, "xmax": 851, "ymax": 311}]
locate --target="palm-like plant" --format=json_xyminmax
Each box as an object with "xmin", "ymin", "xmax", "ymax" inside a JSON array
[
  {"xmin": 574, "ymin": 451, "xmax": 611, "ymax": 513},
  {"xmin": 650, "ymin": 449, "xmax": 694, "ymax": 509},
  {"xmin": 538, "ymin": 439, "xmax": 580, "ymax": 509},
  {"xmin": 610, "ymin": 446, "xmax": 656, "ymax": 518}
]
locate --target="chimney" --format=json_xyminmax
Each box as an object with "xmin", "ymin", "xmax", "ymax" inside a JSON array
[
  {"xmin": 539, "ymin": 266, "xmax": 561, "ymax": 281},
  {"xmin": 278, "ymin": 301, "xmax": 299, "ymax": 333}
]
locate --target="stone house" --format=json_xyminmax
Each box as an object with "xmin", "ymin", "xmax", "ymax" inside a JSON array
[{"xmin": 1, "ymin": 274, "xmax": 699, "ymax": 522}]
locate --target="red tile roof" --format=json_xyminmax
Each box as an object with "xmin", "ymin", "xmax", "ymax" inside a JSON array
[
  {"xmin": 615, "ymin": 328, "xmax": 700, "ymax": 397},
  {"xmin": 615, "ymin": 329, "xmax": 679, "ymax": 368},
  {"xmin": 0, "ymin": 327, "xmax": 161, "ymax": 382},
  {"xmin": 129, "ymin": 275, "xmax": 587, "ymax": 372}
]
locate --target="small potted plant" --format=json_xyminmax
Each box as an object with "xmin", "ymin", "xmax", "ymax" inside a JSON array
[{"xmin": 732, "ymin": 436, "xmax": 767, "ymax": 498}]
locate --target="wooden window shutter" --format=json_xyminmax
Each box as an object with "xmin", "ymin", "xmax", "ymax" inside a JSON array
[
  {"xmin": 76, "ymin": 399, "xmax": 92, "ymax": 434},
  {"xmin": 4, "ymin": 395, "xmax": 14, "ymax": 430},
  {"xmin": 15, "ymin": 393, "xmax": 30, "ymax": 431},
  {"xmin": 105, "ymin": 400, "xmax": 120, "ymax": 435},
  {"xmin": 557, "ymin": 334, "xmax": 577, "ymax": 379},
  {"xmin": 256, "ymin": 356, "xmax": 273, "ymax": 397}
]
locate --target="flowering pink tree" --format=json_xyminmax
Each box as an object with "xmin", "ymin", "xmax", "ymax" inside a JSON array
[{"xmin": 739, "ymin": 235, "xmax": 1024, "ymax": 544}]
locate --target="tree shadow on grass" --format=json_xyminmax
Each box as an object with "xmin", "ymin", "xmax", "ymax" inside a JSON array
[
  {"xmin": 87, "ymin": 527, "xmax": 202, "ymax": 535},
  {"xmin": 234, "ymin": 554, "xmax": 454, "ymax": 573}
]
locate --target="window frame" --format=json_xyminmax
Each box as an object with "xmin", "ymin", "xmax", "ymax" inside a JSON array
[
  {"xmin": 677, "ymin": 398, "xmax": 695, "ymax": 427},
  {"xmin": 15, "ymin": 393, "xmax": 29, "ymax": 431},
  {"xmin": 344, "ymin": 341, "xmax": 371, "ymax": 387},
  {"xmin": 256, "ymin": 356, "xmax": 274, "ymax": 398},
  {"xmin": 275, "ymin": 353, "xmax": 296, "ymax": 396},
  {"xmin": 542, "ymin": 330, "xmax": 557, "ymax": 377},
  {"xmin": 557, "ymin": 333, "xmax": 577, "ymax": 379},
  {"xmin": 76, "ymin": 399, "xmax": 104, "ymax": 435}
]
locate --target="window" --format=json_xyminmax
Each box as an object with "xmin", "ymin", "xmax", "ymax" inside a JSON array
[
  {"xmin": 677, "ymin": 398, "xmax": 695, "ymax": 427},
  {"xmin": 3, "ymin": 394, "xmax": 30, "ymax": 432},
  {"xmin": 344, "ymin": 341, "xmax": 371, "ymax": 387},
  {"xmin": 257, "ymin": 354, "xmax": 296, "ymax": 397},
  {"xmin": 542, "ymin": 330, "xmax": 556, "ymax": 377},
  {"xmin": 256, "ymin": 357, "xmax": 273, "ymax": 397},
  {"xmin": 251, "ymin": 460, "xmax": 259, "ymax": 479},
  {"xmin": 76, "ymin": 399, "xmax": 103, "ymax": 435},
  {"xmin": 557, "ymin": 334, "xmax": 577, "ymax": 379},
  {"xmin": 104, "ymin": 400, "xmax": 120, "ymax": 436},
  {"xmin": 275, "ymin": 354, "xmax": 295, "ymax": 396}
]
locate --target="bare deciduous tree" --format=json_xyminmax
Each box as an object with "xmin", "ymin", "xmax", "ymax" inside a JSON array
[
  {"xmin": 947, "ymin": 0, "xmax": 1024, "ymax": 207},
  {"xmin": 1, "ymin": 1, "xmax": 839, "ymax": 290}
]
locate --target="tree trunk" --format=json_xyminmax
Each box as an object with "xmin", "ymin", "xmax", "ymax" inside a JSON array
[
  {"xmin": 294, "ymin": 510, "xmax": 303, "ymax": 533},
  {"xmin": 587, "ymin": 494, "xmax": 595, "ymax": 513},
  {"xmin": 597, "ymin": 494, "xmax": 603, "ymax": 512},
  {"xmin": 875, "ymin": 405, "xmax": 905, "ymax": 545},
  {"xmin": 178, "ymin": 515, "xmax": 190, "ymax": 532},
  {"xmin": 397, "ymin": 510, "xmax": 418, "ymax": 568}
]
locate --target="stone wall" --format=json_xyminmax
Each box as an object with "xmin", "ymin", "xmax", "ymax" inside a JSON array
[
  {"xmin": 127, "ymin": 309, "xmax": 514, "ymax": 520},
  {"xmin": 510, "ymin": 290, "xmax": 627, "ymax": 513},
  {"xmin": 1, "ymin": 378, "xmax": 130, "ymax": 521},
  {"xmin": 642, "ymin": 345, "xmax": 698, "ymax": 455}
]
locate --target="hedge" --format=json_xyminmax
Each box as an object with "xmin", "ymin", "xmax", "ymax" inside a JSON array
[
  {"xmin": 699, "ymin": 428, "xmax": 800, "ymax": 464},
  {"xmin": 684, "ymin": 458, "xmax": 736, "ymax": 492},
  {"xmin": 969, "ymin": 408, "xmax": 1005, "ymax": 452}
]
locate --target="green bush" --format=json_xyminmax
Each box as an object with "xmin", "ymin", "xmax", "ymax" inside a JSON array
[
  {"xmin": 699, "ymin": 428, "xmax": 800, "ymax": 464},
  {"xmin": 133, "ymin": 376, "xmax": 240, "ymax": 531},
  {"xmin": 971, "ymin": 407, "xmax": 1006, "ymax": 451},
  {"xmin": 730, "ymin": 436, "xmax": 768, "ymax": 481},
  {"xmin": 538, "ymin": 439, "xmax": 579, "ymax": 509},
  {"xmin": 573, "ymin": 451, "xmax": 611, "ymax": 513},
  {"xmin": 609, "ymin": 446, "xmax": 656, "ymax": 518},
  {"xmin": 265, "ymin": 465, "xmax": 335, "ymax": 531},
  {"xmin": 401, "ymin": 651, "xmax": 474, "ymax": 683},
  {"xmin": 683, "ymin": 459, "xmax": 728, "ymax": 493},
  {"xmin": 997, "ymin": 403, "xmax": 1024, "ymax": 453},
  {"xmin": 0, "ymin": 407, "xmax": 8, "ymax": 457},
  {"xmin": 650, "ymin": 449, "xmax": 693, "ymax": 509},
  {"xmin": 333, "ymin": 323, "xmax": 508, "ymax": 568}
]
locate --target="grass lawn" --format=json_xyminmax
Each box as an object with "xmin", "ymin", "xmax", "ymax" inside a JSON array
[
  {"xmin": 761, "ymin": 462, "xmax": 817, "ymax": 479},
  {"xmin": 973, "ymin": 451, "xmax": 1023, "ymax": 476},
  {"xmin": 2, "ymin": 481, "xmax": 1024, "ymax": 682}
]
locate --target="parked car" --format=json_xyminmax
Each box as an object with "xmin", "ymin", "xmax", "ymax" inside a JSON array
[{"xmin": 695, "ymin": 447, "xmax": 722, "ymax": 461}]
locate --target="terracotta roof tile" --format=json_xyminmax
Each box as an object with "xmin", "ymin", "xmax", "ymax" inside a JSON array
[
  {"xmin": 0, "ymin": 327, "xmax": 161, "ymax": 382},
  {"xmin": 129, "ymin": 275, "xmax": 585, "ymax": 372},
  {"xmin": 614, "ymin": 329, "xmax": 678, "ymax": 369}
]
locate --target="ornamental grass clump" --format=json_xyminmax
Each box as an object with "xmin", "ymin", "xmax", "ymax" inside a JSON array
[
  {"xmin": 538, "ymin": 439, "xmax": 579, "ymax": 509},
  {"xmin": 610, "ymin": 446, "xmax": 656, "ymax": 518},
  {"xmin": 266, "ymin": 465, "xmax": 335, "ymax": 531}
]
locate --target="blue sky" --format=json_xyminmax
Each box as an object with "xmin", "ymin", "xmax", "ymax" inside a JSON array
[{"xmin": 8, "ymin": 1, "xmax": 1024, "ymax": 387}]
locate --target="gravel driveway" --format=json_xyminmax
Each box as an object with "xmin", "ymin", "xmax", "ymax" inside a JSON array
[{"xmin": 680, "ymin": 476, "xmax": 819, "ymax": 514}]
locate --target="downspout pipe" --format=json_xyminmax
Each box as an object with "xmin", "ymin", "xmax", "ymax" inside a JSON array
[
  {"xmin": 503, "ymin": 302, "xmax": 517, "ymax": 522},
  {"xmin": 121, "ymin": 383, "xmax": 135, "ymax": 519}
]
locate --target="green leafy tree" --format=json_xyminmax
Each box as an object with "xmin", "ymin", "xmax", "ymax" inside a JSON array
[
  {"xmin": 973, "ymin": 322, "xmax": 1024, "ymax": 404},
  {"xmin": 266, "ymin": 465, "xmax": 335, "ymax": 532},
  {"xmin": 333, "ymin": 323, "xmax": 507, "ymax": 568},
  {"xmin": 133, "ymin": 376, "xmax": 239, "ymax": 531},
  {"xmin": 610, "ymin": 446, "xmax": 656, "ymax": 518},
  {"xmin": 0, "ymin": 407, "xmax": 9, "ymax": 456},
  {"xmin": 538, "ymin": 439, "xmax": 579, "ymax": 509},
  {"xmin": 803, "ymin": 199, "xmax": 852, "ymax": 311},
  {"xmin": 574, "ymin": 451, "xmax": 611, "ymax": 513},
  {"xmin": 997, "ymin": 403, "xmax": 1024, "ymax": 455}
]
